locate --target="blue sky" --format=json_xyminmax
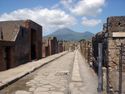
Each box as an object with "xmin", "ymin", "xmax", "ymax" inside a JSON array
[{"xmin": 0, "ymin": 0, "xmax": 125, "ymax": 35}]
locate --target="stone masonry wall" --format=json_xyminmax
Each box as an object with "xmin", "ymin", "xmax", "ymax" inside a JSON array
[
  {"xmin": 106, "ymin": 16, "xmax": 125, "ymax": 93},
  {"xmin": 92, "ymin": 16, "xmax": 125, "ymax": 93}
]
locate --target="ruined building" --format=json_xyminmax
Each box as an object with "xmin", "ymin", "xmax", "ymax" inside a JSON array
[
  {"xmin": 42, "ymin": 39, "xmax": 49, "ymax": 58},
  {"xmin": 63, "ymin": 41, "xmax": 76, "ymax": 51},
  {"xmin": 42, "ymin": 37, "xmax": 58, "ymax": 58},
  {"xmin": 58, "ymin": 41, "xmax": 64, "ymax": 53},
  {"xmin": 79, "ymin": 40, "xmax": 92, "ymax": 65},
  {"xmin": 48, "ymin": 37, "xmax": 58, "ymax": 55},
  {"xmin": 92, "ymin": 16, "xmax": 125, "ymax": 93},
  {"xmin": 0, "ymin": 20, "xmax": 42, "ymax": 71},
  {"xmin": 105, "ymin": 16, "xmax": 125, "ymax": 93}
]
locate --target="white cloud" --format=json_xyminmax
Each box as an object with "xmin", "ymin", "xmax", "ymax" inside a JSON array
[
  {"xmin": 60, "ymin": 0, "xmax": 73, "ymax": 4},
  {"xmin": 82, "ymin": 17, "xmax": 101, "ymax": 27},
  {"xmin": 69, "ymin": 0, "xmax": 105, "ymax": 16},
  {"xmin": 52, "ymin": 0, "xmax": 106, "ymax": 17},
  {"xmin": 0, "ymin": 8, "xmax": 76, "ymax": 35},
  {"xmin": 52, "ymin": 0, "xmax": 73, "ymax": 10}
]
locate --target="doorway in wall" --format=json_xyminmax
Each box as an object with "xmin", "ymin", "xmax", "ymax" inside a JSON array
[
  {"xmin": 31, "ymin": 28, "xmax": 37, "ymax": 60},
  {"xmin": 4, "ymin": 47, "xmax": 11, "ymax": 69}
]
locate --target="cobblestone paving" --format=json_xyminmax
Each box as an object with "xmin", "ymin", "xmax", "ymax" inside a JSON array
[
  {"xmin": 0, "ymin": 50, "xmax": 98, "ymax": 94},
  {"xmin": 16, "ymin": 52, "xmax": 74, "ymax": 94},
  {"xmin": 0, "ymin": 52, "xmax": 74, "ymax": 94}
]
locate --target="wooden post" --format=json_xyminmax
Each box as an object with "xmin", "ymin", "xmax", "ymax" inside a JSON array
[{"xmin": 98, "ymin": 43, "xmax": 103, "ymax": 94}]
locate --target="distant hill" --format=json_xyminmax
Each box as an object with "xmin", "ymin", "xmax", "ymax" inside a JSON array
[{"xmin": 44, "ymin": 28, "xmax": 94, "ymax": 41}]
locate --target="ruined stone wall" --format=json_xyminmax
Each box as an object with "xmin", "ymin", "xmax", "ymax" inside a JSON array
[
  {"xmin": 0, "ymin": 47, "xmax": 6, "ymax": 71},
  {"xmin": 92, "ymin": 16, "xmax": 125, "ymax": 93},
  {"xmin": 58, "ymin": 41, "xmax": 63, "ymax": 53},
  {"xmin": 42, "ymin": 42, "xmax": 46, "ymax": 58},
  {"xmin": 106, "ymin": 16, "xmax": 125, "ymax": 93},
  {"xmin": 50, "ymin": 37, "xmax": 58, "ymax": 55},
  {"xmin": 92, "ymin": 31, "xmax": 107, "ymax": 69},
  {"xmin": 0, "ymin": 20, "xmax": 42, "ymax": 71},
  {"xmin": 42, "ymin": 39, "xmax": 50, "ymax": 58},
  {"xmin": 47, "ymin": 37, "xmax": 58, "ymax": 55},
  {"xmin": 15, "ymin": 27, "xmax": 31, "ymax": 66},
  {"xmin": 25, "ymin": 20, "xmax": 42, "ymax": 60},
  {"xmin": 80, "ymin": 40, "xmax": 92, "ymax": 64},
  {"xmin": 0, "ymin": 45, "xmax": 15, "ymax": 70},
  {"xmin": 42, "ymin": 37, "xmax": 59, "ymax": 58},
  {"xmin": 63, "ymin": 41, "xmax": 76, "ymax": 51},
  {"xmin": 14, "ymin": 21, "xmax": 42, "ymax": 66}
]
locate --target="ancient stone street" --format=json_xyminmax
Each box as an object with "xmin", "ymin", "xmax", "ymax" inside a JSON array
[{"xmin": 0, "ymin": 50, "xmax": 98, "ymax": 94}]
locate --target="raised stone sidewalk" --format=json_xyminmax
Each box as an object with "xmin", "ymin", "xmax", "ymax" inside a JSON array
[
  {"xmin": 0, "ymin": 51, "xmax": 67, "ymax": 89},
  {"xmin": 69, "ymin": 50, "xmax": 98, "ymax": 94}
]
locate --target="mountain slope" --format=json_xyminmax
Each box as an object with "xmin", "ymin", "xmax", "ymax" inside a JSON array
[{"xmin": 45, "ymin": 28, "xmax": 94, "ymax": 41}]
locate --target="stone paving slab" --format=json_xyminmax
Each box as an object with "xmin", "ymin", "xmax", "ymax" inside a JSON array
[
  {"xmin": 9, "ymin": 52, "xmax": 74, "ymax": 94},
  {"xmin": 0, "ymin": 51, "xmax": 67, "ymax": 89}
]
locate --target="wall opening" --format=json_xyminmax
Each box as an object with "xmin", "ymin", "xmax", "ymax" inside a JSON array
[
  {"xmin": 45, "ymin": 46, "xmax": 49, "ymax": 57},
  {"xmin": 31, "ymin": 28, "xmax": 37, "ymax": 60},
  {"xmin": 4, "ymin": 47, "xmax": 11, "ymax": 69}
]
